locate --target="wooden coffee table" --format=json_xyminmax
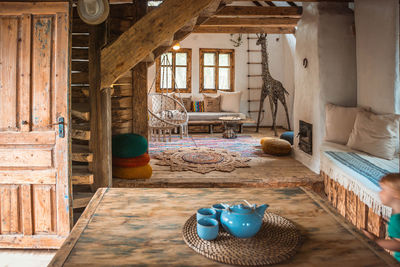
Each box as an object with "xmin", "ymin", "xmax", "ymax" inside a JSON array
[
  {"xmin": 219, "ymin": 116, "xmax": 242, "ymax": 139},
  {"xmin": 49, "ymin": 188, "xmax": 398, "ymax": 266}
]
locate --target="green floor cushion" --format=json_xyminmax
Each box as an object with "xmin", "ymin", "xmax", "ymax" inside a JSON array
[
  {"xmin": 113, "ymin": 164, "xmax": 152, "ymax": 179},
  {"xmin": 113, "ymin": 153, "xmax": 150, "ymax": 168},
  {"xmin": 262, "ymin": 138, "xmax": 292, "ymax": 156},
  {"xmin": 112, "ymin": 133, "xmax": 148, "ymax": 158}
]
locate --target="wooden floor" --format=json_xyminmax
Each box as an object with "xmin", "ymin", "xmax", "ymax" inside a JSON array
[{"xmin": 114, "ymin": 127, "xmax": 323, "ymax": 192}]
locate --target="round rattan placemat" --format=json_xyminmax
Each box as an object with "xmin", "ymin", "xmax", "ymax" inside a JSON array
[{"xmin": 182, "ymin": 212, "xmax": 301, "ymax": 266}]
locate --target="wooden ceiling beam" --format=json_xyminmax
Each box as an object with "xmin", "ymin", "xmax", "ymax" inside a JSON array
[
  {"xmin": 193, "ymin": 26, "xmax": 295, "ymax": 34},
  {"xmin": 215, "ymin": 6, "xmax": 302, "ymax": 18},
  {"xmin": 101, "ymin": 0, "xmax": 219, "ymax": 88},
  {"xmin": 232, "ymin": 0, "xmax": 352, "ymax": 2},
  {"xmin": 203, "ymin": 17, "xmax": 299, "ymax": 27}
]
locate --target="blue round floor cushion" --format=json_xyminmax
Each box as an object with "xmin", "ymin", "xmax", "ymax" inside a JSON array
[
  {"xmin": 112, "ymin": 133, "xmax": 148, "ymax": 158},
  {"xmin": 280, "ymin": 131, "xmax": 294, "ymax": 145}
]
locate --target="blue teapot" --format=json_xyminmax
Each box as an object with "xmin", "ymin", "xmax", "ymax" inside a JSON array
[{"xmin": 220, "ymin": 202, "xmax": 269, "ymax": 238}]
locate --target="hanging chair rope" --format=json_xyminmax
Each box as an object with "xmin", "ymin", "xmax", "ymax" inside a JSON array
[{"xmin": 147, "ymin": 51, "xmax": 189, "ymax": 141}]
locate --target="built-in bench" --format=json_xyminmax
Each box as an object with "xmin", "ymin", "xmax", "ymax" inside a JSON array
[
  {"xmin": 187, "ymin": 112, "xmax": 255, "ymax": 133},
  {"xmin": 320, "ymin": 141, "xmax": 399, "ymax": 239}
]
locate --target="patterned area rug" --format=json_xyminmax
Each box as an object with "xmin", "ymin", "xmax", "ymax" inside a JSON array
[
  {"xmin": 149, "ymin": 135, "xmax": 265, "ymax": 158},
  {"xmin": 155, "ymin": 147, "xmax": 251, "ymax": 174}
]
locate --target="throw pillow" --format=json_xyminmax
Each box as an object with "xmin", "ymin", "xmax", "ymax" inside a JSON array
[
  {"xmin": 174, "ymin": 95, "xmax": 191, "ymax": 112},
  {"xmin": 112, "ymin": 133, "xmax": 148, "ymax": 158},
  {"xmin": 204, "ymin": 94, "xmax": 221, "ymax": 112},
  {"xmin": 219, "ymin": 91, "xmax": 242, "ymax": 113},
  {"xmin": 347, "ymin": 110, "xmax": 398, "ymax": 160},
  {"xmin": 325, "ymin": 103, "xmax": 359, "ymax": 145},
  {"xmin": 192, "ymin": 101, "xmax": 204, "ymax": 112}
]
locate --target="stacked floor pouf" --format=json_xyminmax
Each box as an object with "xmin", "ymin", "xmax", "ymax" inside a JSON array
[{"xmin": 112, "ymin": 133, "xmax": 152, "ymax": 179}]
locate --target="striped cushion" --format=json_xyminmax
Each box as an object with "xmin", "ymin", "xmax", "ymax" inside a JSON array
[
  {"xmin": 192, "ymin": 101, "xmax": 204, "ymax": 112},
  {"xmin": 113, "ymin": 164, "xmax": 152, "ymax": 179},
  {"xmin": 113, "ymin": 153, "xmax": 150, "ymax": 168}
]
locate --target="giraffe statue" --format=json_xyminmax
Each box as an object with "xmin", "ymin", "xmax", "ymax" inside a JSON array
[{"xmin": 255, "ymin": 33, "xmax": 291, "ymax": 136}]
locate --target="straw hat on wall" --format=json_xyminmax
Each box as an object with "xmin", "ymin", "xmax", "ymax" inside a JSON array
[{"xmin": 77, "ymin": 0, "xmax": 109, "ymax": 25}]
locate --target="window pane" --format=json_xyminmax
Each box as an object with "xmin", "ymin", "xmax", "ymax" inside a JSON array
[
  {"xmin": 219, "ymin": 53, "xmax": 230, "ymax": 67},
  {"xmin": 175, "ymin": 67, "xmax": 187, "ymax": 89},
  {"xmin": 204, "ymin": 67, "xmax": 215, "ymax": 89},
  {"xmin": 219, "ymin": 68, "xmax": 230, "ymax": 90},
  {"xmin": 204, "ymin": 53, "xmax": 215, "ymax": 66},
  {"xmin": 161, "ymin": 66, "xmax": 172, "ymax": 88},
  {"xmin": 176, "ymin": 53, "xmax": 187, "ymax": 66},
  {"xmin": 161, "ymin": 53, "xmax": 173, "ymax": 65}
]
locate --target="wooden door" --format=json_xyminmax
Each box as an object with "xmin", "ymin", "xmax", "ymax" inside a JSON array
[{"xmin": 0, "ymin": 2, "xmax": 71, "ymax": 248}]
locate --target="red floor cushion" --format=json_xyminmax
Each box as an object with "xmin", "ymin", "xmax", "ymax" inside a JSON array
[{"xmin": 113, "ymin": 153, "xmax": 150, "ymax": 168}]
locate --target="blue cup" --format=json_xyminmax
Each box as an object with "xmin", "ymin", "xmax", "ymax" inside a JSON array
[
  {"xmin": 212, "ymin": 203, "xmax": 227, "ymax": 221},
  {"xmin": 197, "ymin": 218, "xmax": 219, "ymax": 240},
  {"xmin": 197, "ymin": 208, "xmax": 217, "ymax": 221}
]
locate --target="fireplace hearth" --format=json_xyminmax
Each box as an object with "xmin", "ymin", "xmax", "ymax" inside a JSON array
[{"xmin": 298, "ymin": 120, "xmax": 312, "ymax": 155}]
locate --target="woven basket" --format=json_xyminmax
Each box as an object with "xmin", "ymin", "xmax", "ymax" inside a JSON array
[{"xmin": 182, "ymin": 212, "xmax": 301, "ymax": 266}]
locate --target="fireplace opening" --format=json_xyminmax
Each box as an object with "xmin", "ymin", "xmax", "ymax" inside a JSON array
[{"xmin": 299, "ymin": 120, "xmax": 312, "ymax": 155}]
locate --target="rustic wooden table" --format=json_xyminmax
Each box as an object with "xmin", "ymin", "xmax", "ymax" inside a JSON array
[{"xmin": 49, "ymin": 187, "xmax": 398, "ymax": 266}]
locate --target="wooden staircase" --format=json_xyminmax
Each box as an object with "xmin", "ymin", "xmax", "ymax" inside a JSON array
[{"xmin": 71, "ymin": 9, "xmax": 95, "ymax": 211}]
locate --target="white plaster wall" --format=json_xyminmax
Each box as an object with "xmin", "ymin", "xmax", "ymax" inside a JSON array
[
  {"xmin": 293, "ymin": 4, "xmax": 321, "ymax": 172},
  {"xmin": 147, "ymin": 33, "xmax": 296, "ymax": 127},
  {"xmin": 293, "ymin": 3, "xmax": 357, "ymax": 173},
  {"xmin": 355, "ymin": 0, "xmax": 400, "ymax": 114}
]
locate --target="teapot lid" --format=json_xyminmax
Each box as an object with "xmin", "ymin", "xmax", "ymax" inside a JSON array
[{"xmin": 229, "ymin": 204, "xmax": 254, "ymax": 214}]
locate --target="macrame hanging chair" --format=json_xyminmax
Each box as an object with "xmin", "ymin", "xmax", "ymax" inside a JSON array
[{"xmin": 148, "ymin": 54, "xmax": 189, "ymax": 142}]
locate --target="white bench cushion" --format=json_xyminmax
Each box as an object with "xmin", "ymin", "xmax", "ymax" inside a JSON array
[{"xmin": 188, "ymin": 112, "xmax": 246, "ymax": 121}]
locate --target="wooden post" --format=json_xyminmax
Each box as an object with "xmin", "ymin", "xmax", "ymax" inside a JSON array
[
  {"xmin": 89, "ymin": 23, "xmax": 112, "ymax": 188},
  {"xmin": 131, "ymin": 0, "xmax": 148, "ymax": 139},
  {"xmin": 99, "ymin": 87, "xmax": 112, "ymax": 187},
  {"xmin": 132, "ymin": 64, "xmax": 148, "ymax": 139}
]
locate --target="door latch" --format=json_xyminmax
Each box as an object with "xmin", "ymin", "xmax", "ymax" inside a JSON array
[
  {"xmin": 46, "ymin": 117, "xmax": 65, "ymax": 138},
  {"xmin": 58, "ymin": 117, "xmax": 65, "ymax": 138}
]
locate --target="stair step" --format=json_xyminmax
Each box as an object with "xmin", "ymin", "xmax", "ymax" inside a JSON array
[
  {"xmin": 73, "ymin": 192, "xmax": 94, "ymax": 209},
  {"xmin": 72, "ymin": 165, "xmax": 94, "ymax": 185},
  {"xmin": 72, "ymin": 123, "xmax": 90, "ymax": 141},
  {"xmin": 71, "ymin": 86, "xmax": 89, "ymax": 98},
  {"xmin": 72, "ymin": 103, "xmax": 90, "ymax": 121},
  {"xmin": 72, "ymin": 144, "xmax": 93, "ymax": 162}
]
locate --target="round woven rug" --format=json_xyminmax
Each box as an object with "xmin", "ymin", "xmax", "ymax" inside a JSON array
[
  {"xmin": 181, "ymin": 151, "xmax": 224, "ymax": 164},
  {"xmin": 182, "ymin": 213, "xmax": 301, "ymax": 266},
  {"xmin": 155, "ymin": 147, "xmax": 250, "ymax": 174}
]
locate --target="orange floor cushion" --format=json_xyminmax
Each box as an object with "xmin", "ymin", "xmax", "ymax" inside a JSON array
[
  {"xmin": 113, "ymin": 164, "xmax": 152, "ymax": 179},
  {"xmin": 113, "ymin": 153, "xmax": 150, "ymax": 168},
  {"xmin": 261, "ymin": 138, "xmax": 292, "ymax": 156},
  {"xmin": 260, "ymin": 137, "xmax": 273, "ymax": 146}
]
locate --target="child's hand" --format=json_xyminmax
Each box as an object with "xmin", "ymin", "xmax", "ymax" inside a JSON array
[{"xmin": 362, "ymin": 229, "xmax": 377, "ymax": 241}]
